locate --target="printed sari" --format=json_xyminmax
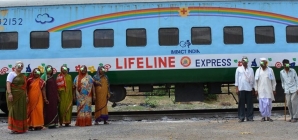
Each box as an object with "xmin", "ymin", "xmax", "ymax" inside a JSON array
[
  {"xmin": 74, "ymin": 66, "xmax": 93, "ymax": 126},
  {"xmin": 42, "ymin": 66, "xmax": 59, "ymax": 127},
  {"xmin": 93, "ymin": 66, "xmax": 110, "ymax": 123},
  {"xmin": 27, "ymin": 69, "xmax": 45, "ymax": 128},
  {"xmin": 57, "ymin": 66, "xmax": 73, "ymax": 126},
  {"xmin": 7, "ymin": 73, "xmax": 28, "ymax": 133}
]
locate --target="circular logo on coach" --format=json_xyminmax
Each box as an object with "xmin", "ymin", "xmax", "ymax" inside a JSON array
[
  {"xmin": 180, "ymin": 56, "xmax": 191, "ymax": 67},
  {"xmin": 275, "ymin": 62, "xmax": 282, "ymax": 68}
]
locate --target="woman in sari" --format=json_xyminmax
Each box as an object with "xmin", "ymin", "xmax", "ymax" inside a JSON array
[
  {"xmin": 57, "ymin": 65, "xmax": 73, "ymax": 127},
  {"xmin": 27, "ymin": 68, "xmax": 48, "ymax": 131},
  {"xmin": 41, "ymin": 65, "xmax": 59, "ymax": 128},
  {"xmin": 6, "ymin": 61, "xmax": 28, "ymax": 134},
  {"xmin": 73, "ymin": 65, "xmax": 94, "ymax": 126},
  {"xmin": 93, "ymin": 66, "xmax": 110, "ymax": 125}
]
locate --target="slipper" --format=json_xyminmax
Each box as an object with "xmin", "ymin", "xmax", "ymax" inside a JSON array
[
  {"xmin": 104, "ymin": 122, "xmax": 109, "ymax": 125},
  {"xmin": 267, "ymin": 118, "xmax": 273, "ymax": 122},
  {"xmin": 261, "ymin": 117, "xmax": 266, "ymax": 122},
  {"xmin": 291, "ymin": 119, "xmax": 297, "ymax": 123},
  {"xmin": 287, "ymin": 120, "xmax": 292, "ymax": 122}
]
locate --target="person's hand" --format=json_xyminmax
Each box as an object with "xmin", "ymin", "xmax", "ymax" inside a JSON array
[
  {"xmin": 273, "ymin": 91, "xmax": 276, "ymax": 96},
  {"xmin": 8, "ymin": 94, "xmax": 13, "ymax": 102},
  {"xmin": 236, "ymin": 88, "xmax": 239, "ymax": 95},
  {"xmin": 255, "ymin": 91, "xmax": 258, "ymax": 96},
  {"xmin": 44, "ymin": 99, "xmax": 49, "ymax": 104}
]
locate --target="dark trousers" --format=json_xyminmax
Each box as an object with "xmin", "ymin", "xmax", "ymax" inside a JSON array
[{"xmin": 238, "ymin": 91, "xmax": 254, "ymax": 120}]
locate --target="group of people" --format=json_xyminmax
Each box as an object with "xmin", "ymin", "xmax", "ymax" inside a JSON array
[
  {"xmin": 235, "ymin": 57, "xmax": 298, "ymax": 123},
  {"xmin": 6, "ymin": 61, "xmax": 111, "ymax": 134}
]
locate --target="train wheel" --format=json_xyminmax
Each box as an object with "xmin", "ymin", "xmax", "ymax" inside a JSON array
[{"xmin": 109, "ymin": 86, "xmax": 126, "ymax": 102}]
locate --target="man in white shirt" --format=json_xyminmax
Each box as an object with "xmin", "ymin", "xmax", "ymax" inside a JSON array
[
  {"xmin": 280, "ymin": 59, "xmax": 298, "ymax": 123},
  {"xmin": 254, "ymin": 58, "xmax": 276, "ymax": 122},
  {"xmin": 235, "ymin": 56, "xmax": 255, "ymax": 122}
]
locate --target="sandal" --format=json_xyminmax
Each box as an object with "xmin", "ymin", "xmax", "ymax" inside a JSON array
[
  {"xmin": 104, "ymin": 121, "xmax": 109, "ymax": 125},
  {"xmin": 94, "ymin": 122, "xmax": 99, "ymax": 125},
  {"xmin": 267, "ymin": 117, "xmax": 273, "ymax": 122},
  {"xmin": 11, "ymin": 131, "xmax": 24, "ymax": 134},
  {"xmin": 291, "ymin": 119, "xmax": 297, "ymax": 123},
  {"xmin": 261, "ymin": 117, "xmax": 266, "ymax": 122}
]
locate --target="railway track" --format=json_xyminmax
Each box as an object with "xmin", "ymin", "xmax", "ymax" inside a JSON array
[{"xmin": 0, "ymin": 107, "xmax": 285, "ymax": 120}]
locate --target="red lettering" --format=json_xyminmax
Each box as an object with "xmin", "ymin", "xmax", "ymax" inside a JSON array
[
  {"xmin": 116, "ymin": 58, "xmax": 122, "ymax": 69},
  {"xmin": 124, "ymin": 58, "xmax": 127, "ymax": 69},
  {"xmin": 146, "ymin": 57, "xmax": 153, "ymax": 68},
  {"xmin": 158, "ymin": 57, "xmax": 167, "ymax": 68},
  {"xmin": 168, "ymin": 56, "xmax": 175, "ymax": 68},
  {"xmin": 154, "ymin": 57, "xmax": 157, "ymax": 68},
  {"xmin": 128, "ymin": 58, "xmax": 135, "ymax": 69},
  {"xmin": 137, "ymin": 57, "xmax": 144, "ymax": 68}
]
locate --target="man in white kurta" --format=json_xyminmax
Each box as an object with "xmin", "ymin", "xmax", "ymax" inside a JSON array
[
  {"xmin": 280, "ymin": 59, "xmax": 298, "ymax": 123},
  {"xmin": 254, "ymin": 58, "xmax": 276, "ymax": 122},
  {"xmin": 235, "ymin": 56, "xmax": 255, "ymax": 122}
]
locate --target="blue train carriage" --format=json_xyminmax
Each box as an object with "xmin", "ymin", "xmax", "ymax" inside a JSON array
[{"xmin": 1, "ymin": 0, "xmax": 298, "ymax": 113}]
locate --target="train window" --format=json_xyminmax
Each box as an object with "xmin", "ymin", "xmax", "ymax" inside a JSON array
[
  {"xmin": 159, "ymin": 28, "xmax": 179, "ymax": 46},
  {"xmin": 30, "ymin": 31, "xmax": 49, "ymax": 49},
  {"xmin": 62, "ymin": 30, "xmax": 82, "ymax": 48},
  {"xmin": 94, "ymin": 29, "xmax": 114, "ymax": 47},
  {"xmin": 126, "ymin": 28, "xmax": 146, "ymax": 47},
  {"xmin": 191, "ymin": 27, "xmax": 211, "ymax": 45},
  {"xmin": 286, "ymin": 26, "xmax": 298, "ymax": 43},
  {"xmin": 255, "ymin": 26, "xmax": 275, "ymax": 44},
  {"xmin": 223, "ymin": 26, "xmax": 243, "ymax": 44},
  {"xmin": 0, "ymin": 32, "xmax": 18, "ymax": 50}
]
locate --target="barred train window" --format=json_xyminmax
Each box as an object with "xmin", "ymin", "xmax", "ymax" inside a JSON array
[
  {"xmin": 62, "ymin": 30, "xmax": 82, "ymax": 48},
  {"xmin": 126, "ymin": 28, "xmax": 146, "ymax": 47},
  {"xmin": 94, "ymin": 29, "xmax": 114, "ymax": 47},
  {"xmin": 159, "ymin": 28, "xmax": 179, "ymax": 46},
  {"xmin": 30, "ymin": 31, "xmax": 49, "ymax": 49},
  {"xmin": 224, "ymin": 26, "xmax": 243, "ymax": 44},
  {"xmin": 286, "ymin": 26, "xmax": 298, "ymax": 43},
  {"xmin": 191, "ymin": 27, "xmax": 212, "ymax": 45},
  {"xmin": 255, "ymin": 26, "xmax": 275, "ymax": 44},
  {"xmin": 0, "ymin": 32, "xmax": 18, "ymax": 50}
]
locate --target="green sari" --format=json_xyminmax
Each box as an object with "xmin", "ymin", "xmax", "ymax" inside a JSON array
[
  {"xmin": 57, "ymin": 74, "xmax": 73, "ymax": 125},
  {"xmin": 7, "ymin": 73, "xmax": 28, "ymax": 133}
]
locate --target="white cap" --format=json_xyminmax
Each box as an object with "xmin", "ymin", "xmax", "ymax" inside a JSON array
[{"xmin": 260, "ymin": 58, "xmax": 267, "ymax": 61}]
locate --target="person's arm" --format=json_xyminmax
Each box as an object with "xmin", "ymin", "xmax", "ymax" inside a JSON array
[
  {"xmin": 271, "ymin": 68, "xmax": 277, "ymax": 95},
  {"xmin": 42, "ymin": 86, "xmax": 49, "ymax": 104},
  {"xmin": 280, "ymin": 71, "xmax": 285, "ymax": 89},
  {"xmin": 235, "ymin": 68, "xmax": 239, "ymax": 94},
  {"xmin": 6, "ymin": 81, "xmax": 13, "ymax": 102}
]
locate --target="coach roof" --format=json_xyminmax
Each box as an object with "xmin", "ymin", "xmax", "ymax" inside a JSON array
[{"xmin": 0, "ymin": 0, "xmax": 291, "ymax": 8}]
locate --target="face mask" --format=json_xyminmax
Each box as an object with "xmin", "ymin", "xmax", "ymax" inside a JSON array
[
  {"xmin": 17, "ymin": 63, "xmax": 23, "ymax": 68},
  {"xmin": 80, "ymin": 67, "xmax": 84, "ymax": 71},
  {"xmin": 63, "ymin": 67, "xmax": 67, "ymax": 71},
  {"xmin": 35, "ymin": 70, "xmax": 40, "ymax": 75},
  {"xmin": 47, "ymin": 67, "xmax": 52, "ymax": 72},
  {"xmin": 286, "ymin": 64, "xmax": 290, "ymax": 67},
  {"xmin": 243, "ymin": 59, "xmax": 248, "ymax": 62}
]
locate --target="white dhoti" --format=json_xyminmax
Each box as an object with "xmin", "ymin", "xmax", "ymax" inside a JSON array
[
  {"xmin": 259, "ymin": 98, "xmax": 272, "ymax": 117},
  {"xmin": 286, "ymin": 93, "xmax": 298, "ymax": 119}
]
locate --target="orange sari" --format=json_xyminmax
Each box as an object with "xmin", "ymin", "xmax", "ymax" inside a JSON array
[{"xmin": 27, "ymin": 78, "xmax": 45, "ymax": 127}]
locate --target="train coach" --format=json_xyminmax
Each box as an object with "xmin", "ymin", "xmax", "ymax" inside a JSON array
[{"xmin": 1, "ymin": 0, "xmax": 298, "ymax": 113}]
